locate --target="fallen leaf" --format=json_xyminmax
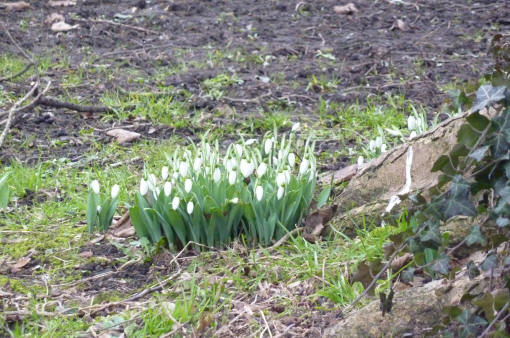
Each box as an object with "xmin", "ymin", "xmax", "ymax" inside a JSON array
[
  {"xmin": 302, "ymin": 205, "xmax": 338, "ymax": 242},
  {"xmin": 77, "ymin": 250, "xmax": 93, "ymax": 258},
  {"xmin": 391, "ymin": 253, "xmax": 413, "ymax": 272},
  {"xmin": 0, "ymin": 1, "xmax": 29, "ymax": 11},
  {"xmin": 45, "ymin": 13, "xmax": 65, "ymax": 25},
  {"xmin": 51, "ymin": 21, "xmax": 79, "ymax": 32},
  {"xmin": 112, "ymin": 220, "xmax": 135, "ymax": 238},
  {"xmin": 333, "ymin": 3, "xmax": 358, "ymax": 15},
  {"xmin": 11, "ymin": 256, "xmax": 31, "ymax": 272},
  {"xmin": 48, "ymin": 0, "xmax": 76, "ymax": 6},
  {"xmin": 106, "ymin": 129, "xmax": 141, "ymax": 144},
  {"xmin": 89, "ymin": 235, "xmax": 104, "ymax": 244}
]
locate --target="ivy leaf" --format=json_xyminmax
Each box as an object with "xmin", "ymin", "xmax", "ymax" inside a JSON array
[
  {"xmin": 440, "ymin": 175, "xmax": 476, "ymax": 220},
  {"xmin": 465, "ymin": 225, "xmax": 486, "ymax": 246},
  {"xmin": 471, "ymin": 84, "xmax": 506, "ymax": 112},
  {"xmin": 431, "ymin": 255, "xmax": 450, "ymax": 275},
  {"xmin": 420, "ymin": 224, "xmax": 442, "ymax": 248},
  {"xmin": 467, "ymin": 261, "xmax": 480, "ymax": 279},
  {"xmin": 466, "ymin": 112, "xmax": 491, "ymax": 131},
  {"xmin": 468, "ymin": 145, "xmax": 490, "ymax": 162},
  {"xmin": 481, "ymin": 252, "xmax": 499, "ymax": 271},
  {"xmin": 457, "ymin": 124, "xmax": 480, "ymax": 148},
  {"xmin": 489, "ymin": 108, "xmax": 510, "ymax": 157},
  {"xmin": 456, "ymin": 309, "xmax": 488, "ymax": 336},
  {"xmin": 401, "ymin": 267, "xmax": 415, "ymax": 283}
]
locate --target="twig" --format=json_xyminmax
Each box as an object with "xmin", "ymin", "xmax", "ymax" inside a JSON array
[
  {"xmin": 37, "ymin": 96, "xmax": 114, "ymax": 113},
  {"xmin": 479, "ymin": 301, "xmax": 509, "ymax": 337},
  {"xmin": 0, "ymin": 22, "xmax": 34, "ymax": 63},
  {"xmin": 268, "ymin": 227, "xmax": 303, "ymax": 250},
  {"xmin": 260, "ymin": 310, "xmax": 273, "ymax": 338}
]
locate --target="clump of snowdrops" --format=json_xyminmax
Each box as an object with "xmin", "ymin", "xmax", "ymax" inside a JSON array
[
  {"xmin": 130, "ymin": 125, "xmax": 318, "ymax": 249},
  {"xmin": 86, "ymin": 180, "xmax": 120, "ymax": 232}
]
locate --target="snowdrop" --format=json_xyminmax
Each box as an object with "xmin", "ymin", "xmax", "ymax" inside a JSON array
[
  {"xmin": 288, "ymin": 153, "xmax": 296, "ymax": 168},
  {"xmin": 240, "ymin": 159, "xmax": 254, "ymax": 178},
  {"xmin": 140, "ymin": 178, "xmax": 149, "ymax": 195},
  {"xmin": 184, "ymin": 179, "xmax": 193, "ymax": 193},
  {"xmin": 409, "ymin": 131, "xmax": 417, "ymax": 139},
  {"xmin": 407, "ymin": 115, "xmax": 417, "ymax": 131},
  {"xmin": 111, "ymin": 184, "xmax": 120, "ymax": 199},
  {"xmin": 228, "ymin": 171, "xmax": 237, "ymax": 185},
  {"xmin": 264, "ymin": 139, "xmax": 272, "ymax": 154},
  {"xmin": 179, "ymin": 161, "xmax": 189, "ymax": 177},
  {"xmin": 276, "ymin": 172, "xmax": 286, "ymax": 186},
  {"xmin": 381, "ymin": 144, "xmax": 387, "ymax": 153},
  {"xmin": 255, "ymin": 185, "xmax": 263, "ymax": 201},
  {"xmin": 90, "ymin": 180, "xmax": 100, "ymax": 194},
  {"xmin": 369, "ymin": 140, "xmax": 376, "ymax": 152},
  {"xmin": 213, "ymin": 167, "xmax": 221, "ymax": 183},
  {"xmin": 357, "ymin": 156, "xmax": 364, "ymax": 165},
  {"xmin": 245, "ymin": 139, "xmax": 257, "ymax": 146},
  {"xmin": 256, "ymin": 162, "xmax": 267, "ymax": 177},
  {"xmin": 231, "ymin": 197, "xmax": 239, "ymax": 204},
  {"xmin": 234, "ymin": 144, "xmax": 243, "ymax": 157},
  {"xmin": 193, "ymin": 157, "xmax": 202, "ymax": 171},
  {"xmin": 277, "ymin": 186, "xmax": 284, "ymax": 200},
  {"xmin": 187, "ymin": 201, "xmax": 194, "ymax": 214},
  {"xmin": 299, "ymin": 158, "xmax": 309, "ymax": 175},
  {"xmin": 161, "ymin": 166, "xmax": 169, "ymax": 180},
  {"xmin": 291, "ymin": 122, "xmax": 301, "ymax": 132},
  {"xmin": 164, "ymin": 182, "xmax": 172, "ymax": 197},
  {"xmin": 172, "ymin": 196, "xmax": 180, "ymax": 210}
]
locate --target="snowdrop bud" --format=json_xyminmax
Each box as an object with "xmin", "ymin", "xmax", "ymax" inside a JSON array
[
  {"xmin": 231, "ymin": 197, "xmax": 239, "ymax": 204},
  {"xmin": 407, "ymin": 115, "xmax": 416, "ymax": 131},
  {"xmin": 291, "ymin": 122, "xmax": 301, "ymax": 132},
  {"xmin": 276, "ymin": 172, "xmax": 286, "ymax": 186},
  {"xmin": 184, "ymin": 179, "xmax": 192, "ymax": 193},
  {"xmin": 111, "ymin": 184, "xmax": 120, "ymax": 199},
  {"xmin": 90, "ymin": 180, "xmax": 100, "ymax": 194},
  {"xmin": 164, "ymin": 182, "xmax": 172, "ymax": 197},
  {"xmin": 240, "ymin": 159, "xmax": 254, "ymax": 178},
  {"xmin": 97, "ymin": 205, "xmax": 102, "ymax": 213},
  {"xmin": 245, "ymin": 139, "xmax": 256, "ymax": 146},
  {"xmin": 357, "ymin": 156, "xmax": 364, "ymax": 165},
  {"xmin": 284, "ymin": 170, "xmax": 291, "ymax": 184},
  {"xmin": 277, "ymin": 186, "xmax": 284, "ymax": 200},
  {"xmin": 228, "ymin": 170, "xmax": 237, "ymax": 185},
  {"xmin": 187, "ymin": 201, "xmax": 194, "ymax": 214},
  {"xmin": 255, "ymin": 185, "xmax": 263, "ymax": 201},
  {"xmin": 179, "ymin": 161, "xmax": 189, "ymax": 177},
  {"xmin": 381, "ymin": 144, "xmax": 387, "ymax": 153},
  {"xmin": 288, "ymin": 153, "xmax": 296, "ymax": 168},
  {"xmin": 277, "ymin": 149, "xmax": 283, "ymax": 161},
  {"xmin": 369, "ymin": 140, "xmax": 376, "ymax": 152},
  {"xmin": 409, "ymin": 131, "xmax": 417, "ymax": 139},
  {"xmin": 148, "ymin": 174, "xmax": 157, "ymax": 191},
  {"xmin": 161, "ymin": 166, "xmax": 169, "ymax": 180},
  {"xmin": 375, "ymin": 136, "xmax": 383, "ymax": 149},
  {"xmin": 193, "ymin": 157, "xmax": 202, "ymax": 171},
  {"xmin": 213, "ymin": 167, "xmax": 221, "ymax": 183},
  {"xmin": 171, "ymin": 196, "xmax": 180, "ymax": 210},
  {"xmin": 256, "ymin": 162, "xmax": 267, "ymax": 177},
  {"xmin": 299, "ymin": 159, "xmax": 309, "ymax": 175},
  {"xmin": 140, "ymin": 178, "xmax": 149, "ymax": 195},
  {"xmin": 234, "ymin": 144, "xmax": 243, "ymax": 157},
  {"xmin": 264, "ymin": 139, "xmax": 273, "ymax": 154}
]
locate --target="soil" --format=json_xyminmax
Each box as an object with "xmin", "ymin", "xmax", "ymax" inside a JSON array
[{"xmin": 1, "ymin": 0, "xmax": 508, "ymax": 163}]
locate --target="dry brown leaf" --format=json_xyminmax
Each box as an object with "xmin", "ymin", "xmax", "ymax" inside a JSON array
[
  {"xmin": 51, "ymin": 21, "xmax": 79, "ymax": 32},
  {"xmin": 391, "ymin": 253, "xmax": 413, "ymax": 272},
  {"xmin": 89, "ymin": 235, "xmax": 104, "ymax": 244},
  {"xmin": 11, "ymin": 256, "xmax": 31, "ymax": 271},
  {"xmin": 45, "ymin": 13, "xmax": 65, "ymax": 25},
  {"xmin": 0, "ymin": 1, "xmax": 29, "ymax": 11},
  {"xmin": 48, "ymin": 0, "xmax": 76, "ymax": 6},
  {"xmin": 106, "ymin": 129, "xmax": 141, "ymax": 144},
  {"xmin": 302, "ymin": 205, "xmax": 338, "ymax": 242},
  {"xmin": 77, "ymin": 250, "xmax": 93, "ymax": 258},
  {"xmin": 112, "ymin": 220, "xmax": 135, "ymax": 238},
  {"xmin": 333, "ymin": 3, "xmax": 358, "ymax": 15}
]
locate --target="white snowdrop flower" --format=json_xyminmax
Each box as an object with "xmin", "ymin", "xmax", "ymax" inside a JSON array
[
  {"xmin": 231, "ymin": 197, "xmax": 239, "ymax": 204},
  {"xmin": 179, "ymin": 161, "xmax": 189, "ymax": 177},
  {"xmin": 375, "ymin": 136, "xmax": 383, "ymax": 149},
  {"xmin": 284, "ymin": 170, "xmax": 291, "ymax": 184},
  {"xmin": 90, "ymin": 180, "xmax": 100, "ymax": 194},
  {"xmin": 96, "ymin": 205, "xmax": 102, "ymax": 213},
  {"xmin": 299, "ymin": 159, "xmax": 309, "ymax": 175},
  {"xmin": 240, "ymin": 159, "xmax": 254, "ymax": 178},
  {"xmin": 288, "ymin": 153, "xmax": 296, "ymax": 168},
  {"xmin": 213, "ymin": 167, "xmax": 221, "ymax": 183},
  {"xmin": 161, "ymin": 166, "xmax": 169, "ymax": 180},
  {"xmin": 228, "ymin": 170, "xmax": 237, "ymax": 185},
  {"xmin": 264, "ymin": 139, "xmax": 273, "ymax": 154},
  {"xmin": 409, "ymin": 131, "xmax": 417, "ymax": 139},
  {"xmin": 171, "ymin": 196, "xmax": 180, "ymax": 210},
  {"xmin": 173, "ymin": 172, "xmax": 179, "ymax": 180},
  {"xmin": 291, "ymin": 122, "xmax": 301, "ymax": 132},
  {"xmin": 226, "ymin": 158, "xmax": 237, "ymax": 172},
  {"xmin": 381, "ymin": 144, "xmax": 387, "ymax": 153},
  {"xmin": 357, "ymin": 156, "xmax": 364, "ymax": 165},
  {"xmin": 164, "ymin": 182, "xmax": 172, "ymax": 197},
  {"xmin": 369, "ymin": 140, "xmax": 376, "ymax": 152},
  {"xmin": 139, "ymin": 178, "xmax": 149, "ymax": 195},
  {"xmin": 184, "ymin": 179, "xmax": 192, "ymax": 193},
  {"xmin": 234, "ymin": 144, "xmax": 243, "ymax": 157},
  {"xmin": 187, "ymin": 201, "xmax": 194, "ymax": 214},
  {"xmin": 245, "ymin": 139, "xmax": 257, "ymax": 146},
  {"xmin": 255, "ymin": 185, "xmax": 263, "ymax": 201},
  {"xmin": 256, "ymin": 162, "xmax": 267, "ymax": 177},
  {"xmin": 276, "ymin": 172, "xmax": 286, "ymax": 186},
  {"xmin": 193, "ymin": 157, "xmax": 202, "ymax": 171},
  {"xmin": 407, "ymin": 115, "xmax": 417, "ymax": 131},
  {"xmin": 155, "ymin": 187, "xmax": 161, "ymax": 197},
  {"xmin": 277, "ymin": 186, "xmax": 284, "ymax": 200},
  {"xmin": 277, "ymin": 149, "xmax": 283, "ymax": 161},
  {"xmin": 111, "ymin": 184, "xmax": 120, "ymax": 199},
  {"xmin": 148, "ymin": 174, "xmax": 157, "ymax": 191}
]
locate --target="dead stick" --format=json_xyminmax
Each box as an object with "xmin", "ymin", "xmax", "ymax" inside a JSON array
[{"xmin": 37, "ymin": 96, "xmax": 114, "ymax": 113}]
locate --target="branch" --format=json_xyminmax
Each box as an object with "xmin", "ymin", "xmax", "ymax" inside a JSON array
[{"xmin": 37, "ymin": 96, "xmax": 114, "ymax": 113}]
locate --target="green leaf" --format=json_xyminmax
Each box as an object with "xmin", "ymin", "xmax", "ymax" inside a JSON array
[
  {"xmin": 481, "ymin": 252, "xmax": 499, "ymax": 271},
  {"xmin": 466, "ymin": 112, "xmax": 491, "ymax": 131},
  {"xmin": 465, "ymin": 225, "xmax": 486, "ymax": 246},
  {"xmin": 467, "ymin": 261, "xmax": 480, "ymax": 279},
  {"xmin": 489, "ymin": 108, "xmax": 510, "ymax": 157},
  {"xmin": 468, "ymin": 145, "xmax": 490, "ymax": 162},
  {"xmin": 316, "ymin": 186, "xmax": 331, "ymax": 208},
  {"xmin": 0, "ymin": 173, "xmax": 9, "ymax": 209},
  {"xmin": 129, "ymin": 205, "xmax": 150, "ymax": 239},
  {"xmin": 440, "ymin": 175, "xmax": 476, "ymax": 220},
  {"xmin": 86, "ymin": 191, "xmax": 99, "ymax": 233},
  {"xmin": 457, "ymin": 124, "xmax": 480, "ymax": 148},
  {"xmin": 471, "ymin": 84, "xmax": 506, "ymax": 112},
  {"xmin": 431, "ymin": 255, "xmax": 450, "ymax": 275},
  {"xmin": 401, "ymin": 267, "xmax": 415, "ymax": 283}
]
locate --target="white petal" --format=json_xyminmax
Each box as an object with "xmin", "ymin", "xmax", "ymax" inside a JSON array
[
  {"xmin": 90, "ymin": 180, "xmax": 100, "ymax": 195},
  {"xmin": 111, "ymin": 184, "xmax": 120, "ymax": 199},
  {"xmin": 193, "ymin": 157, "xmax": 202, "ymax": 171},
  {"xmin": 256, "ymin": 162, "xmax": 267, "ymax": 177},
  {"xmin": 375, "ymin": 136, "xmax": 383, "ymax": 149},
  {"xmin": 244, "ymin": 139, "xmax": 257, "ymax": 146},
  {"xmin": 276, "ymin": 172, "xmax": 286, "ymax": 186},
  {"xmin": 277, "ymin": 186, "xmax": 284, "ymax": 200},
  {"xmin": 357, "ymin": 156, "xmax": 364, "ymax": 165},
  {"xmin": 213, "ymin": 168, "xmax": 221, "ymax": 182},
  {"xmin": 231, "ymin": 197, "xmax": 239, "ymax": 204},
  {"xmin": 140, "ymin": 179, "xmax": 149, "ymax": 195},
  {"xmin": 240, "ymin": 159, "xmax": 254, "ymax": 178},
  {"xmin": 299, "ymin": 159, "xmax": 309, "ymax": 175},
  {"xmin": 161, "ymin": 166, "xmax": 169, "ymax": 180},
  {"xmin": 255, "ymin": 185, "xmax": 263, "ymax": 201},
  {"xmin": 381, "ymin": 144, "xmax": 387, "ymax": 153},
  {"xmin": 171, "ymin": 196, "xmax": 180, "ymax": 210},
  {"xmin": 187, "ymin": 201, "xmax": 194, "ymax": 214},
  {"xmin": 228, "ymin": 171, "xmax": 237, "ymax": 185},
  {"xmin": 291, "ymin": 122, "xmax": 301, "ymax": 132},
  {"xmin": 288, "ymin": 153, "xmax": 296, "ymax": 168},
  {"xmin": 164, "ymin": 182, "xmax": 172, "ymax": 197},
  {"xmin": 234, "ymin": 144, "xmax": 243, "ymax": 157},
  {"xmin": 264, "ymin": 139, "xmax": 273, "ymax": 154},
  {"xmin": 179, "ymin": 161, "xmax": 189, "ymax": 177},
  {"xmin": 184, "ymin": 179, "xmax": 193, "ymax": 193}
]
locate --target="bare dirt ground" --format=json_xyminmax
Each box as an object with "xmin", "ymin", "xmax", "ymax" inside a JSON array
[{"xmin": 1, "ymin": 0, "xmax": 509, "ymax": 336}]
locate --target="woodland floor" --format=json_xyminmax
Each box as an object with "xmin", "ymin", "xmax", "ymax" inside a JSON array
[{"xmin": 0, "ymin": 0, "xmax": 509, "ymax": 336}]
